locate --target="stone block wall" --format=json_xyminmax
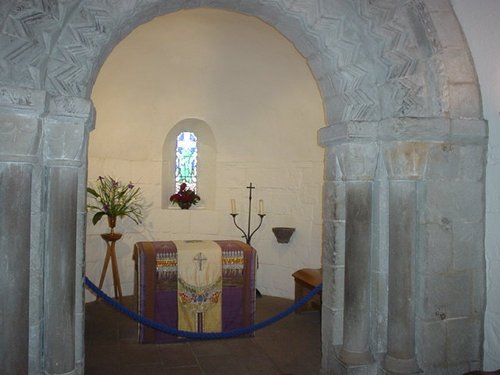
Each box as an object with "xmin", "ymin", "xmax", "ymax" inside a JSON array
[
  {"xmin": 319, "ymin": 117, "xmax": 487, "ymax": 374},
  {"xmin": 85, "ymin": 157, "xmax": 324, "ymax": 300}
]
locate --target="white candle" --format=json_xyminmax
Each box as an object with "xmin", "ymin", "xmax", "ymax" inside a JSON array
[
  {"xmin": 259, "ymin": 199, "xmax": 264, "ymax": 215},
  {"xmin": 231, "ymin": 199, "xmax": 236, "ymax": 214}
]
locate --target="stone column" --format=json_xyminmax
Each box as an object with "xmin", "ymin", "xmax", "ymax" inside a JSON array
[
  {"xmin": 42, "ymin": 96, "xmax": 93, "ymax": 374},
  {"xmin": 383, "ymin": 142, "xmax": 429, "ymax": 374},
  {"xmin": 0, "ymin": 86, "xmax": 45, "ymax": 374},
  {"xmin": 0, "ymin": 163, "xmax": 32, "ymax": 374},
  {"xmin": 43, "ymin": 167, "xmax": 78, "ymax": 373},
  {"xmin": 336, "ymin": 142, "xmax": 378, "ymax": 366}
]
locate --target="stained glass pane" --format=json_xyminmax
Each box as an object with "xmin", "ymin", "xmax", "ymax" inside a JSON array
[{"xmin": 175, "ymin": 131, "xmax": 197, "ymax": 192}]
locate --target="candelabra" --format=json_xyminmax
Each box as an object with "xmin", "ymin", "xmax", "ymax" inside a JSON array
[{"xmin": 230, "ymin": 182, "xmax": 265, "ymax": 245}]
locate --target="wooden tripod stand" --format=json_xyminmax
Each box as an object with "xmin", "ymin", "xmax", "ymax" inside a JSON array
[{"xmin": 96, "ymin": 232, "xmax": 123, "ymax": 301}]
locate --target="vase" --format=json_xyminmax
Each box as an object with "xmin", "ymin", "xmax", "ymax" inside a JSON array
[
  {"xmin": 178, "ymin": 202, "xmax": 192, "ymax": 210},
  {"xmin": 107, "ymin": 216, "xmax": 117, "ymax": 234}
]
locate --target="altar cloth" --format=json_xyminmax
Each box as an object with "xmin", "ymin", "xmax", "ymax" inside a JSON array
[
  {"xmin": 134, "ymin": 240, "xmax": 256, "ymax": 343},
  {"xmin": 175, "ymin": 240, "xmax": 222, "ymax": 333}
]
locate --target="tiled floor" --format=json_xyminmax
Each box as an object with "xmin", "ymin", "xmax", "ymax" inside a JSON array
[{"xmin": 85, "ymin": 295, "xmax": 321, "ymax": 375}]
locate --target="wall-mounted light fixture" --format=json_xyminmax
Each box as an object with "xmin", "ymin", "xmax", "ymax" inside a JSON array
[{"xmin": 272, "ymin": 227, "xmax": 295, "ymax": 243}]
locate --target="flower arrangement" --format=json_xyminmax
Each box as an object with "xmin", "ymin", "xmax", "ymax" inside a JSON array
[
  {"xmin": 170, "ymin": 182, "xmax": 200, "ymax": 209},
  {"xmin": 87, "ymin": 176, "xmax": 143, "ymax": 226}
]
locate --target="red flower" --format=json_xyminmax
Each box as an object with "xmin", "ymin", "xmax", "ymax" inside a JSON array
[{"xmin": 169, "ymin": 183, "xmax": 200, "ymax": 207}]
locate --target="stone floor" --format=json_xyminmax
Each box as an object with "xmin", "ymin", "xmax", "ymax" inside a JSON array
[{"xmin": 85, "ymin": 294, "xmax": 321, "ymax": 375}]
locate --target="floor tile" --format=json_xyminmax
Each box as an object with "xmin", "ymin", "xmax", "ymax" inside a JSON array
[
  {"xmin": 85, "ymin": 295, "xmax": 321, "ymax": 374},
  {"xmin": 163, "ymin": 366, "xmax": 204, "ymax": 375},
  {"xmin": 120, "ymin": 362, "xmax": 167, "ymax": 375},
  {"xmin": 84, "ymin": 343, "xmax": 122, "ymax": 367},
  {"xmin": 158, "ymin": 343, "xmax": 198, "ymax": 368},
  {"xmin": 84, "ymin": 364, "xmax": 120, "ymax": 375},
  {"xmin": 198, "ymin": 354, "xmax": 251, "ymax": 375},
  {"xmin": 190, "ymin": 339, "xmax": 233, "ymax": 357},
  {"xmin": 118, "ymin": 342, "xmax": 162, "ymax": 365}
]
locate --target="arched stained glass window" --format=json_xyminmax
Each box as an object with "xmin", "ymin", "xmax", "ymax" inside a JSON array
[
  {"xmin": 175, "ymin": 131, "xmax": 198, "ymax": 192},
  {"xmin": 162, "ymin": 119, "xmax": 216, "ymax": 209}
]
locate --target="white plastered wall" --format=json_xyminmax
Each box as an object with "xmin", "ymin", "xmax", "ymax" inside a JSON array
[
  {"xmin": 86, "ymin": 9, "xmax": 325, "ymax": 301},
  {"xmin": 451, "ymin": 0, "xmax": 500, "ymax": 370}
]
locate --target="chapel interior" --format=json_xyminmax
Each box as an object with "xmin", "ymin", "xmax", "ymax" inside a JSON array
[
  {"xmin": 1, "ymin": 1, "xmax": 500, "ymax": 375},
  {"xmin": 84, "ymin": 9, "xmax": 324, "ymax": 373}
]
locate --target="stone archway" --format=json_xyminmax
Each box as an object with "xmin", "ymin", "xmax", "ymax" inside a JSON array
[{"xmin": 0, "ymin": 1, "xmax": 487, "ymax": 374}]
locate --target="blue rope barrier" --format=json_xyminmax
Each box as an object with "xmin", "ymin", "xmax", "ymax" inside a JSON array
[{"xmin": 84, "ymin": 276, "xmax": 322, "ymax": 340}]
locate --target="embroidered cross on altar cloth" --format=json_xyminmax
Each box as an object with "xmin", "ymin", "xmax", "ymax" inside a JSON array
[
  {"xmin": 193, "ymin": 252, "xmax": 207, "ymax": 271},
  {"xmin": 175, "ymin": 240, "xmax": 222, "ymax": 333}
]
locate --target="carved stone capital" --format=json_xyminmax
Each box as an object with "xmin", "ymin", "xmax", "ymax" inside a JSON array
[
  {"xmin": 336, "ymin": 142, "xmax": 379, "ymax": 181},
  {"xmin": 383, "ymin": 141, "xmax": 431, "ymax": 180},
  {"xmin": 42, "ymin": 96, "xmax": 95, "ymax": 165},
  {"xmin": 0, "ymin": 112, "xmax": 41, "ymax": 162},
  {"xmin": 48, "ymin": 96, "xmax": 96, "ymax": 126}
]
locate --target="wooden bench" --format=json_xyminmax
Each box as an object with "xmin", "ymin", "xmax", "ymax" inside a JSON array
[{"xmin": 292, "ymin": 268, "xmax": 322, "ymax": 313}]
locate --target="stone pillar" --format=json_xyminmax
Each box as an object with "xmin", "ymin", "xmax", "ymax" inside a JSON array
[
  {"xmin": 339, "ymin": 180, "xmax": 373, "ymax": 363},
  {"xmin": 0, "ymin": 163, "xmax": 32, "ymax": 374},
  {"xmin": 383, "ymin": 142, "xmax": 429, "ymax": 374},
  {"xmin": 41, "ymin": 96, "xmax": 93, "ymax": 374},
  {"xmin": 0, "ymin": 86, "xmax": 45, "ymax": 374},
  {"xmin": 336, "ymin": 142, "xmax": 378, "ymax": 367},
  {"xmin": 43, "ymin": 167, "xmax": 78, "ymax": 373},
  {"xmin": 319, "ymin": 142, "xmax": 347, "ymax": 375}
]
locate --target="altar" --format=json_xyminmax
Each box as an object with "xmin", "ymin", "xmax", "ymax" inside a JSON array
[{"xmin": 133, "ymin": 240, "xmax": 256, "ymax": 343}]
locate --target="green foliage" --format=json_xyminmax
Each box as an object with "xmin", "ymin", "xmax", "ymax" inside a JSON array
[{"xmin": 87, "ymin": 176, "xmax": 143, "ymax": 225}]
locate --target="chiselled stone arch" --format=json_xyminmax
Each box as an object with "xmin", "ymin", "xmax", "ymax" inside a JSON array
[{"xmin": 0, "ymin": 1, "xmax": 487, "ymax": 374}]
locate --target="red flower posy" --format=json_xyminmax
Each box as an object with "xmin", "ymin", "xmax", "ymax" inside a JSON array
[{"xmin": 170, "ymin": 183, "xmax": 200, "ymax": 206}]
